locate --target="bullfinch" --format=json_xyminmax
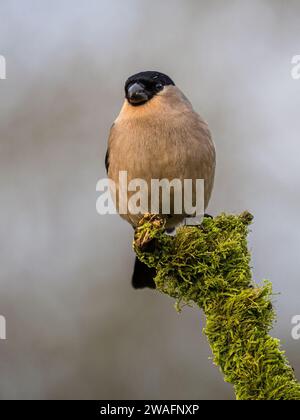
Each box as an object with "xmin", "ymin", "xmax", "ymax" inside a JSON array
[{"xmin": 105, "ymin": 71, "xmax": 216, "ymax": 289}]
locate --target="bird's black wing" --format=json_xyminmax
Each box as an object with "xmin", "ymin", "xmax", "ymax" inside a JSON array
[
  {"xmin": 105, "ymin": 148, "xmax": 109, "ymax": 173},
  {"xmin": 105, "ymin": 123, "xmax": 115, "ymax": 174}
]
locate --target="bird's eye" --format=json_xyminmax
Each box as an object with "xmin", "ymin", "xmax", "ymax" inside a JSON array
[{"xmin": 156, "ymin": 83, "xmax": 163, "ymax": 90}]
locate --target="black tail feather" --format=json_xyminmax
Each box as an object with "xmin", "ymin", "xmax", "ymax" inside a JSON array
[{"xmin": 132, "ymin": 257, "xmax": 156, "ymax": 289}]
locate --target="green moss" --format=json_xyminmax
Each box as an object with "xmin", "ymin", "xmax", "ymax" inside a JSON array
[{"xmin": 134, "ymin": 212, "xmax": 300, "ymax": 400}]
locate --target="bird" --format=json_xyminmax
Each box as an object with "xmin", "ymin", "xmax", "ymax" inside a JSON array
[{"xmin": 105, "ymin": 71, "xmax": 216, "ymax": 289}]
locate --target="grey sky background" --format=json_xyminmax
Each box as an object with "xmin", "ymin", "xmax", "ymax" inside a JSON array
[{"xmin": 0, "ymin": 0, "xmax": 300, "ymax": 399}]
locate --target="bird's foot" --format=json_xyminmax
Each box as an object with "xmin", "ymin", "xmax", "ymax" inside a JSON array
[
  {"xmin": 134, "ymin": 213, "xmax": 165, "ymax": 252},
  {"xmin": 204, "ymin": 213, "xmax": 213, "ymax": 219},
  {"xmin": 184, "ymin": 214, "xmax": 214, "ymax": 227}
]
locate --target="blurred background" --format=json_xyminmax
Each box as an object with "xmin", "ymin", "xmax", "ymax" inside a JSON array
[{"xmin": 0, "ymin": 0, "xmax": 300, "ymax": 400}]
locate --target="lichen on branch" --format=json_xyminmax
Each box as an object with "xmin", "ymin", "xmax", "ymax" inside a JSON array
[{"xmin": 133, "ymin": 212, "xmax": 300, "ymax": 400}]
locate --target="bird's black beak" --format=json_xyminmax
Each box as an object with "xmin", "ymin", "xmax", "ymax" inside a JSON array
[{"xmin": 127, "ymin": 83, "xmax": 149, "ymax": 105}]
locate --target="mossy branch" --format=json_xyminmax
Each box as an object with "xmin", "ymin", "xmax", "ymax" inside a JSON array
[{"xmin": 133, "ymin": 212, "xmax": 300, "ymax": 400}]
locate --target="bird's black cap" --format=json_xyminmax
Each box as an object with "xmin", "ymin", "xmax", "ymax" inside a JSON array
[
  {"xmin": 125, "ymin": 71, "xmax": 175, "ymax": 106},
  {"xmin": 125, "ymin": 71, "xmax": 175, "ymax": 90}
]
